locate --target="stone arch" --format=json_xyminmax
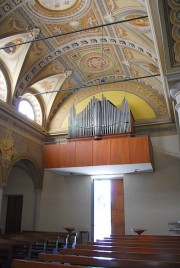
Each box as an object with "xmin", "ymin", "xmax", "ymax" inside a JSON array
[{"xmin": 4, "ymin": 154, "xmax": 43, "ymax": 190}]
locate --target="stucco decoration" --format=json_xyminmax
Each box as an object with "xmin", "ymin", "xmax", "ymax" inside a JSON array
[
  {"xmin": 0, "ymin": 0, "xmax": 175, "ymax": 134},
  {"xmin": 27, "ymin": 0, "xmax": 91, "ymax": 22},
  {"xmin": 29, "ymin": 73, "xmax": 67, "ymax": 118},
  {"xmin": 0, "ymin": 130, "xmax": 15, "ymax": 162},
  {"xmin": 0, "ymin": 33, "xmax": 37, "ymax": 95},
  {"xmin": 48, "ymin": 81, "xmax": 169, "ymax": 134},
  {"xmin": 2, "ymin": 154, "xmax": 43, "ymax": 189},
  {"xmin": 164, "ymin": 0, "xmax": 180, "ymax": 66}
]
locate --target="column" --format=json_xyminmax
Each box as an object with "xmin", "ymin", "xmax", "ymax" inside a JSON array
[
  {"xmin": 170, "ymin": 87, "xmax": 180, "ymax": 127},
  {"xmin": 33, "ymin": 189, "xmax": 42, "ymax": 231}
]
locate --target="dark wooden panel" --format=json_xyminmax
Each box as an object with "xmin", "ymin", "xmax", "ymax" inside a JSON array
[
  {"xmin": 75, "ymin": 140, "xmax": 93, "ymax": 166},
  {"xmin": 5, "ymin": 195, "xmax": 23, "ymax": 234},
  {"xmin": 111, "ymin": 179, "xmax": 125, "ymax": 235},
  {"xmin": 129, "ymin": 136, "xmax": 150, "ymax": 163},
  {"xmin": 110, "ymin": 137, "xmax": 130, "ymax": 164},
  {"xmin": 59, "ymin": 142, "xmax": 76, "ymax": 167},
  {"xmin": 92, "ymin": 139, "xmax": 111, "ymax": 166},
  {"xmin": 43, "ymin": 144, "xmax": 59, "ymax": 168}
]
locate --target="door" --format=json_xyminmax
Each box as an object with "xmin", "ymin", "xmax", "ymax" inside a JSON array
[
  {"xmin": 5, "ymin": 195, "xmax": 23, "ymax": 234},
  {"xmin": 93, "ymin": 178, "xmax": 124, "ymax": 241},
  {"xmin": 111, "ymin": 179, "xmax": 125, "ymax": 234}
]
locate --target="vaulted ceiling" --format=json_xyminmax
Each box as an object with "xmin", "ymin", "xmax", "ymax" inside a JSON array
[{"xmin": 0, "ymin": 0, "xmax": 178, "ymax": 136}]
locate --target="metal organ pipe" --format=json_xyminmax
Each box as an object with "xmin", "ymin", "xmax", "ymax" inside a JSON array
[{"xmin": 68, "ymin": 96, "xmax": 133, "ymax": 138}]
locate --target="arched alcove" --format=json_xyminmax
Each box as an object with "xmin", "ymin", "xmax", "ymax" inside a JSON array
[{"xmin": 1, "ymin": 157, "xmax": 43, "ymax": 233}]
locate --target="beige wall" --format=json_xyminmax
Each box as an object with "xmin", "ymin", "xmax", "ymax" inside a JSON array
[
  {"xmin": 38, "ymin": 150, "xmax": 180, "ymax": 236},
  {"xmin": 39, "ymin": 171, "xmax": 92, "ymax": 235},
  {"xmin": 1, "ymin": 135, "xmax": 180, "ymax": 237},
  {"xmin": 124, "ymin": 150, "xmax": 180, "ymax": 235},
  {"xmin": 1, "ymin": 166, "xmax": 35, "ymax": 233}
]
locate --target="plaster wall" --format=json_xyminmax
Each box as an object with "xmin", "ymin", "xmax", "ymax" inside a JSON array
[
  {"xmin": 1, "ymin": 166, "xmax": 35, "ymax": 233},
  {"xmin": 39, "ymin": 171, "xmax": 92, "ymax": 235},
  {"xmin": 124, "ymin": 150, "xmax": 180, "ymax": 235}
]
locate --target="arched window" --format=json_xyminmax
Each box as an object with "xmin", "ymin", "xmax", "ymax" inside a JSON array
[
  {"xmin": 18, "ymin": 93, "xmax": 43, "ymax": 125},
  {"xmin": 0, "ymin": 69, "xmax": 7, "ymax": 102},
  {"xmin": 18, "ymin": 99, "xmax": 35, "ymax": 120}
]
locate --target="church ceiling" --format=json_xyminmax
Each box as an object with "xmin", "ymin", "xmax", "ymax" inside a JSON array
[{"xmin": 0, "ymin": 0, "xmax": 175, "ymax": 135}]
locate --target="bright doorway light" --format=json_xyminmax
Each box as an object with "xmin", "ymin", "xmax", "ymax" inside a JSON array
[
  {"xmin": 19, "ymin": 100, "xmax": 35, "ymax": 120},
  {"xmin": 94, "ymin": 179, "xmax": 111, "ymax": 241}
]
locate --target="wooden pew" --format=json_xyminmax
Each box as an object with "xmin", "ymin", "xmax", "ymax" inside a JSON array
[
  {"xmin": 20, "ymin": 231, "xmax": 77, "ymax": 249},
  {"xmin": 0, "ymin": 243, "xmax": 12, "ymax": 268},
  {"xmin": 12, "ymin": 259, "xmax": 85, "ymax": 268},
  {"xmin": 109, "ymin": 235, "xmax": 180, "ymax": 241},
  {"xmin": 59, "ymin": 247, "xmax": 180, "ymax": 262},
  {"xmin": 99, "ymin": 238, "xmax": 180, "ymax": 243},
  {"xmin": 76, "ymin": 243, "xmax": 180, "ymax": 254},
  {"xmin": 38, "ymin": 252, "xmax": 180, "ymax": 267},
  {"xmin": 9, "ymin": 235, "xmax": 60, "ymax": 259},
  {"xmin": 0, "ymin": 234, "xmax": 59, "ymax": 261},
  {"xmin": 87, "ymin": 241, "xmax": 180, "ymax": 248}
]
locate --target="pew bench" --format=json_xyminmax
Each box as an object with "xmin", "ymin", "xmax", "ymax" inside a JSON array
[
  {"xmin": 11, "ymin": 259, "xmax": 85, "ymax": 268},
  {"xmin": 88, "ymin": 241, "xmax": 180, "ymax": 248},
  {"xmin": 0, "ymin": 243, "xmax": 12, "ymax": 268},
  {"xmin": 108, "ymin": 234, "xmax": 180, "ymax": 240},
  {"xmin": 76, "ymin": 243, "xmax": 180, "ymax": 254},
  {"xmin": 38, "ymin": 252, "xmax": 180, "ymax": 267},
  {"xmin": 99, "ymin": 238, "xmax": 180, "ymax": 244},
  {"xmin": 59, "ymin": 247, "xmax": 180, "ymax": 262}
]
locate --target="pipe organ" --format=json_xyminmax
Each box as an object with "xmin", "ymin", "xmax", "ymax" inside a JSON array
[{"xmin": 68, "ymin": 96, "xmax": 134, "ymax": 138}]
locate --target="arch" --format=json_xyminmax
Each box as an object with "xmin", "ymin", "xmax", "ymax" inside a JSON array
[
  {"xmin": 18, "ymin": 92, "xmax": 43, "ymax": 126},
  {"xmin": 0, "ymin": 58, "xmax": 12, "ymax": 104},
  {"xmin": 4, "ymin": 155, "xmax": 43, "ymax": 190}
]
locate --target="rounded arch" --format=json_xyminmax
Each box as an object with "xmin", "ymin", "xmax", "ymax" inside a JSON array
[
  {"xmin": 0, "ymin": 58, "xmax": 12, "ymax": 104},
  {"xmin": 5, "ymin": 155, "xmax": 43, "ymax": 190},
  {"xmin": 17, "ymin": 91, "xmax": 44, "ymax": 126}
]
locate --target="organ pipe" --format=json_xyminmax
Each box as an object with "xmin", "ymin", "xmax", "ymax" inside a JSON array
[{"xmin": 68, "ymin": 96, "xmax": 134, "ymax": 138}]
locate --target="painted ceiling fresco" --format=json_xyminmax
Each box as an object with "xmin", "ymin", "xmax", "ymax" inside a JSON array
[{"xmin": 0, "ymin": 0, "xmax": 176, "ymax": 135}]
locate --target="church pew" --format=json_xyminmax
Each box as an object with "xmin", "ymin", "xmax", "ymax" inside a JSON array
[
  {"xmin": 14, "ymin": 231, "xmax": 77, "ymax": 249},
  {"xmin": 109, "ymin": 235, "xmax": 180, "ymax": 240},
  {"xmin": 0, "ymin": 234, "xmax": 59, "ymax": 261},
  {"xmin": 38, "ymin": 252, "xmax": 180, "ymax": 267},
  {"xmin": 87, "ymin": 241, "xmax": 180, "ymax": 248},
  {"xmin": 76, "ymin": 243, "xmax": 180, "ymax": 254},
  {"xmin": 12, "ymin": 259, "xmax": 85, "ymax": 268},
  {"xmin": 96, "ymin": 239, "xmax": 180, "ymax": 245},
  {"xmin": 0, "ymin": 243, "xmax": 12, "ymax": 268},
  {"xmin": 59, "ymin": 247, "xmax": 180, "ymax": 262},
  {"xmin": 9, "ymin": 235, "xmax": 61, "ymax": 259}
]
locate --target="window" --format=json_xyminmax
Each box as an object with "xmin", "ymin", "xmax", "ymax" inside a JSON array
[
  {"xmin": 18, "ymin": 93, "xmax": 43, "ymax": 125},
  {"xmin": 18, "ymin": 99, "xmax": 35, "ymax": 120}
]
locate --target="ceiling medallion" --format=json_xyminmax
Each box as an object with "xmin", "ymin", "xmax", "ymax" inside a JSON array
[
  {"xmin": 37, "ymin": 0, "xmax": 77, "ymax": 11},
  {"xmin": 81, "ymin": 53, "xmax": 113, "ymax": 73},
  {"xmin": 28, "ymin": 0, "xmax": 91, "ymax": 22}
]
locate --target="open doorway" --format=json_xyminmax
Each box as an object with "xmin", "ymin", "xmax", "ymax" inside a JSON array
[
  {"xmin": 93, "ymin": 179, "xmax": 111, "ymax": 241},
  {"xmin": 93, "ymin": 178, "xmax": 125, "ymax": 241}
]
